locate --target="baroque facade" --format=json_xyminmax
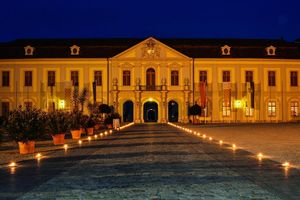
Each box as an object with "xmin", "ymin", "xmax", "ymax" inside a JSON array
[{"xmin": 0, "ymin": 37, "xmax": 300, "ymax": 123}]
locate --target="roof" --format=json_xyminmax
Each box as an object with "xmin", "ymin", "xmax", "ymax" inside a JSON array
[{"xmin": 0, "ymin": 38, "xmax": 300, "ymax": 59}]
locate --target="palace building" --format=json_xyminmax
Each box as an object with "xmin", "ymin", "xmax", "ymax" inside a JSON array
[{"xmin": 0, "ymin": 37, "xmax": 300, "ymax": 123}]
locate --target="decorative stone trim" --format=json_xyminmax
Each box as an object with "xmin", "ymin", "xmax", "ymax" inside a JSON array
[
  {"xmin": 24, "ymin": 45, "xmax": 35, "ymax": 56},
  {"xmin": 70, "ymin": 45, "xmax": 80, "ymax": 55},
  {"xmin": 266, "ymin": 45, "xmax": 276, "ymax": 56},
  {"xmin": 221, "ymin": 45, "xmax": 231, "ymax": 55}
]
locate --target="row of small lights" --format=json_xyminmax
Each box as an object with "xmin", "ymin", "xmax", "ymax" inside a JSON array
[
  {"xmin": 8, "ymin": 122, "xmax": 135, "ymax": 171},
  {"xmin": 167, "ymin": 122, "xmax": 291, "ymax": 170}
]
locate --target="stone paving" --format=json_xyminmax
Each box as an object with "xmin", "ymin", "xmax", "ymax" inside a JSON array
[{"xmin": 0, "ymin": 124, "xmax": 300, "ymax": 199}]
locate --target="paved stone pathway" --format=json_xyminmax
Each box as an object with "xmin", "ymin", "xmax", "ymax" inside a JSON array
[{"xmin": 0, "ymin": 124, "xmax": 300, "ymax": 199}]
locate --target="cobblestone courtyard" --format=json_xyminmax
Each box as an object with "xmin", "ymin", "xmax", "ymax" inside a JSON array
[{"xmin": 1, "ymin": 124, "xmax": 300, "ymax": 199}]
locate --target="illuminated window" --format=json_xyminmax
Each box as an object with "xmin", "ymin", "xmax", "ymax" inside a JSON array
[
  {"xmin": 245, "ymin": 107, "xmax": 254, "ymax": 117},
  {"xmin": 2, "ymin": 71, "xmax": 10, "ymax": 87},
  {"xmin": 268, "ymin": 71, "xmax": 276, "ymax": 86},
  {"xmin": 222, "ymin": 101, "xmax": 231, "ymax": 117},
  {"xmin": 268, "ymin": 101, "xmax": 276, "ymax": 117},
  {"xmin": 291, "ymin": 101, "xmax": 299, "ymax": 117},
  {"xmin": 123, "ymin": 70, "xmax": 131, "ymax": 86},
  {"xmin": 171, "ymin": 70, "xmax": 179, "ymax": 86},
  {"xmin": 71, "ymin": 71, "xmax": 79, "ymax": 86},
  {"xmin": 24, "ymin": 71, "xmax": 32, "ymax": 87},
  {"xmin": 1, "ymin": 102, "xmax": 9, "ymax": 117},
  {"xmin": 47, "ymin": 71, "xmax": 55, "ymax": 86},
  {"xmin": 290, "ymin": 71, "xmax": 298, "ymax": 87},
  {"xmin": 222, "ymin": 71, "xmax": 230, "ymax": 82},
  {"xmin": 199, "ymin": 71, "xmax": 207, "ymax": 82},
  {"xmin": 94, "ymin": 71, "xmax": 102, "ymax": 86},
  {"xmin": 245, "ymin": 71, "xmax": 253, "ymax": 83}
]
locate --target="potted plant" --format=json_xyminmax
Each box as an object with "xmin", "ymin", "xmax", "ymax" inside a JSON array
[
  {"xmin": 84, "ymin": 116, "xmax": 96, "ymax": 135},
  {"xmin": 5, "ymin": 107, "xmax": 47, "ymax": 154},
  {"xmin": 104, "ymin": 113, "xmax": 121, "ymax": 128},
  {"xmin": 69, "ymin": 111, "xmax": 83, "ymax": 139},
  {"xmin": 47, "ymin": 111, "xmax": 70, "ymax": 145}
]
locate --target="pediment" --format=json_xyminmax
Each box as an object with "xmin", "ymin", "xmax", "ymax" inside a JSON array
[{"xmin": 113, "ymin": 37, "xmax": 190, "ymax": 60}]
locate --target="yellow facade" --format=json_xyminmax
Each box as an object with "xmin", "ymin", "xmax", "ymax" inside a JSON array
[{"xmin": 0, "ymin": 37, "xmax": 300, "ymax": 123}]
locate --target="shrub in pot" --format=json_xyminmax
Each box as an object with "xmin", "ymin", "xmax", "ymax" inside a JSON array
[
  {"xmin": 47, "ymin": 111, "xmax": 70, "ymax": 145},
  {"xmin": 79, "ymin": 115, "xmax": 89, "ymax": 134},
  {"xmin": 84, "ymin": 116, "xmax": 96, "ymax": 135},
  {"xmin": 69, "ymin": 111, "xmax": 83, "ymax": 139},
  {"xmin": 5, "ymin": 107, "xmax": 47, "ymax": 154},
  {"xmin": 104, "ymin": 115, "xmax": 113, "ymax": 128}
]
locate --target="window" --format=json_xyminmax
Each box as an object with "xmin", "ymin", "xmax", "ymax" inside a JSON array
[
  {"xmin": 268, "ymin": 71, "xmax": 276, "ymax": 86},
  {"xmin": 245, "ymin": 107, "xmax": 254, "ymax": 117},
  {"xmin": 24, "ymin": 102, "xmax": 33, "ymax": 109},
  {"xmin": 222, "ymin": 101, "xmax": 231, "ymax": 117},
  {"xmin": 199, "ymin": 71, "xmax": 207, "ymax": 82},
  {"xmin": 266, "ymin": 46, "xmax": 276, "ymax": 56},
  {"xmin": 268, "ymin": 101, "xmax": 276, "ymax": 117},
  {"xmin": 71, "ymin": 71, "xmax": 79, "ymax": 86},
  {"xmin": 1, "ymin": 102, "xmax": 9, "ymax": 117},
  {"xmin": 47, "ymin": 71, "xmax": 55, "ymax": 86},
  {"xmin": 2, "ymin": 71, "xmax": 10, "ymax": 87},
  {"xmin": 146, "ymin": 68, "xmax": 155, "ymax": 86},
  {"xmin": 222, "ymin": 71, "xmax": 230, "ymax": 82},
  {"xmin": 171, "ymin": 70, "xmax": 179, "ymax": 86},
  {"xmin": 291, "ymin": 101, "xmax": 299, "ymax": 117},
  {"xmin": 221, "ymin": 45, "xmax": 231, "ymax": 55},
  {"xmin": 123, "ymin": 70, "xmax": 131, "ymax": 86},
  {"xmin": 290, "ymin": 71, "xmax": 298, "ymax": 87},
  {"xmin": 24, "ymin": 71, "xmax": 32, "ymax": 86},
  {"xmin": 94, "ymin": 71, "xmax": 102, "ymax": 86},
  {"xmin": 245, "ymin": 71, "xmax": 253, "ymax": 83}
]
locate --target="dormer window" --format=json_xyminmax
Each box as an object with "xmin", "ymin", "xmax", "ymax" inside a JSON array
[
  {"xmin": 24, "ymin": 45, "xmax": 35, "ymax": 56},
  {"xmin": 70, "ymin": 45, "xmax": 80, "ymax": 55},
  {"xmin": 221, "ymin": 45, "xmax": 231, "ymax": 55},
  {"xmin": 266, "ymin": 45, "xmax": 276, "ymax": 56}
]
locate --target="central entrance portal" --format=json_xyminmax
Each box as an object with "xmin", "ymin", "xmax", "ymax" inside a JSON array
[{"xmin": 143, "ymin": 102, "xmax": 158, "ymax": 122}]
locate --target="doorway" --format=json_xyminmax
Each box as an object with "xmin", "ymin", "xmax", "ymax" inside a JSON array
[{"xmin": 144, "ymin": 101, "xmax": 158, "ymax": 122}]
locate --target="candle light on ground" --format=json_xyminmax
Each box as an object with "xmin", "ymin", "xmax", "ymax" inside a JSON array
[
  {"xmin": 35, "ymin": 153, "xmax": 42, "ymax": 159},
  {"xmin": 63, "ymin": 144, "xmax": 68, "ymax": 150},
  {"xmin": 219, "ymin": 140, "xmax": 223, "ymax": 145},
  {"xmin": 8, "ymin": 162, "xmax": 16, "ymax": 167}
]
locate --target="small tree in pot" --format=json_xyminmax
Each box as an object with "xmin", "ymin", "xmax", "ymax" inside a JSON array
[
  {"xmin": 5, "ymin": 107, "xmax": 47, "ymax": 154},
  {"xmin": 69, "ymin": 111, "xmax": 83, "ymax": 139},
  {"xmin": 47, "ymin": 111, "xmax": 70, "ymax": 145},
  {"xmin": 84, "ymin": 116, "xmax": 96, "ymax": 135}
]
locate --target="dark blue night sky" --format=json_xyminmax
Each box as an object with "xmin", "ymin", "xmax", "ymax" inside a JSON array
[{"xmin": 0, "ymin": 0, "xmax": 299, "ymax": 42}]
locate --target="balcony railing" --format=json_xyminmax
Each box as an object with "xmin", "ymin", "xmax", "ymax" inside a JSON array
[{"xmin": 138, "ymin": 85, "xmax": 162, "ymax": 91}]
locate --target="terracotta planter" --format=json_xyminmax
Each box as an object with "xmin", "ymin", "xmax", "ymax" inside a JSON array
[
  {"xmin": 52, "ymin": 134, "xmax": 65, "ymax": 145},
  {"xmin": 107, "ymin": 124, "xmax": 112, "ymax": 129},
  {"xmin": 18, "ymin": 141, "xmax": 35, "ymax": 154},
  {"xmin": 80, "ymin": 128, "xmax": 85, "ymax": 134},
  {"xmin": 87, "ymin": 128, "xmax": 94, "ymax": 135},
  {"xmin": 94, "ymin": 124, "xmax": 100, "ymax": 130},
  {"xmin": 71, "ymin": 130, "xmax": 81, "ymax": 139}
]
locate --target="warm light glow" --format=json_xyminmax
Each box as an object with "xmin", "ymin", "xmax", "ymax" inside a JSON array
[
  {"xmin": 219, "ymin": 140, "xmax": 223, "ymax": 145},
  {"xmin": 202, "ymin": 134, "xmax": 206, "ymax": 139},
  {"xmin": 234, "ymin": 100, "xmax": 243, "ymax": 109},
  {"xmin": 100, "ymin": 133, "xmax": 103, "ymax": 137},
  {"xmin": 88, "ymin": 136, "xmax": 91, "ymax": 141},
  {"xmin": 64, "ymin": 144, "xmax": 68, "ymax": 150},
  {"xmin": 148, "ymin": 97, "xmax": 153, "ymax": 102},
  {"xmin": 94, "ymin": 135, "xmax": 98, "ymax": 139},
  {"xmin": 78, "ymin": 140, "xmax": 82, "ymax": 145},
  {"xmin": 109, "ymin": 130, "xmax": 113, "ymax": 134},
  {"xmin": 232, "ymin": 144, "xmax": 236, "ymax": 149},
  {"xmin": 9, "ymin": 162, "xmax": 16, "ymax": 167},
  {"xmin": 197, "ymin": 133, "xmax": 200, "ymax": 136},
  {"xmin": 209, "ymin": 137, "xmax": 212, "ymax": 141},
  {"xmin": 35, "ymin": 153, "xmax": 42, "ymax": 159},
  {"xmin": 105, "ymin": 131, "xmax": 108, "ymax": 135},
  {"xmin": 282, "ymin": 162, "xmax": 290, "ymax": 168},
  {"xmin": 58, "ymin": 100, "xmax": 65, "ymax": 109}
]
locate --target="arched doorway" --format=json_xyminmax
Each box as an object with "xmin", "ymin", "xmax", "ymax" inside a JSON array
[
  {"xmin": 123, "ymin": 100, "xmax": 134, "ymax": 122},
  {"xmin": 144, "ymin": 101, "xmax": 158, "ymax": 122},
  {"xmin": 146, "ymin": 68, "xmax": 155, "ymax": 90},
  {"xmin": 168, "ymin": 100, "xmax": 178, "ymax": 122}
]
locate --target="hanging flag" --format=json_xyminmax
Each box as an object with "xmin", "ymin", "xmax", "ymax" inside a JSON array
[
  {"xmin": 223, "ymin": 82, "xmax": 231, "ymax": 107},
  {"xmin": 199, "ymin": 81, "xmax": 206, "ymax": 108}
]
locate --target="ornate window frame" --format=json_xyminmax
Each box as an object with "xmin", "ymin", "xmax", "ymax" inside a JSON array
[
  {"xmin": 221, "ymin": 45, "xmax": 231, "ymax": 56},
  {"xmin": 266, "ymin": 45, "xmax": 276, "ymax": 56},
  {"xmin": 24, "ymin": 45, "xmax": 35, "ymax": 56},
  {"xmin": 70, "ymin": 45, "xmax": 80, "ymax": 55}
]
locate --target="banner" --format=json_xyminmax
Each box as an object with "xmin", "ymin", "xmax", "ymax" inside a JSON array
[
  {"xmin": 223, "ymin": 82, "xmax": 231, "ymax": 107},
  {"xmin": 199, "ymin": 81, "xmax": 206, "ymax": 108}
]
